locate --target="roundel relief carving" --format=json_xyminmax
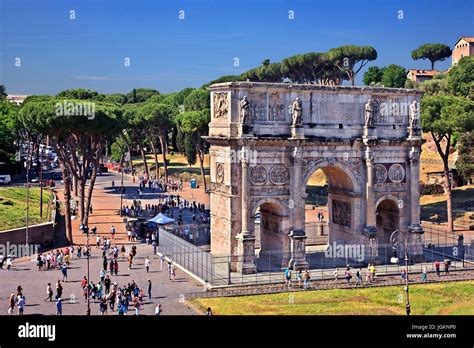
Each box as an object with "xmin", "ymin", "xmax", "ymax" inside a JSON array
[
  {"xmin": 374, "ymin": 164, "xmax": 388, "ymax": 184},
  {"xmin": 216, "ymin": 163, "xmax": 224, "ymax": 183},
  {"xmin": 269, "ymin": 165, "xmax": 290, "ymax": 185},
  {"xmin": 250, "ymin": 165, "xmax": 267, "ymax": 185},
  {"xmin": 388, "ymin": 164, "xmax": 405, "ymax": 183}
]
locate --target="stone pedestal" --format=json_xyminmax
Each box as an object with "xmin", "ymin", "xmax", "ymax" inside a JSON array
[
  {"xmin": 288, "ymin": 229, "xmax": 308, "ymax": 270},
  {"xmin": 363, "ymin": 126, "xmax": 377, "ymax": 140},
  {"xmin": 239, "ymin": 124, "xmax": 253, "ymax": 137},
  {"xmin": 291, "ymin": 125, "xmax": 305, "ymax": 139},
  {"xmin": 237, "ymin": 233, "xmax": 257, "ymax": 274}
]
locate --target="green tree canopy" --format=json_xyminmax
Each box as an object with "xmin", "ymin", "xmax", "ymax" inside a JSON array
[
  {"xmin": 183, "ymin": 89, "xmax": 210, "ymax": 112},
  {"xmin": 381, "ymin": 64, "xmax": 407, "ymax": 88},
  {"xmin": 411, "ymin": 43, "xmax": 451, "ymax": 70},
  {"xmin": 125, "ymin": 88, "xmax": 160, "ymax": 103},
  {"xmin": 327, "ymin": 45, "xmax": 377, "ymax": 85},
  {"xmin": 56, "ymin": 89, "xmax": 99, "ymax": 100},
  {"xmin": 363, "ymin": 66, "xmax": 385, "ymax": 86},
  {"xmin": 447, "ymin": 56, "xmax": 474, "ymax": 99}
]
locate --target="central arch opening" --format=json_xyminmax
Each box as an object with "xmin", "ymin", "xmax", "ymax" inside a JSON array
[
  {"xmin": 304, "ymin": 164, "xmax": 355, "ymax": 249},
  {"xmin": 253, "ymin": 200, "xmax": 290, "ymax": 271}
]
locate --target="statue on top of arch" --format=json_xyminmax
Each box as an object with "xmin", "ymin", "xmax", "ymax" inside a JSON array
[
  {"xmin": 364, "ymin": 98, "xmax": 376, "ymax": 128},
  {"xmin": 291, "ymin": 97, "xmax": 303, "ymax": 127}
]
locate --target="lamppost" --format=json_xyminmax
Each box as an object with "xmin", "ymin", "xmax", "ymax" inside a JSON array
[
  {"xmin": 390, "ymin": 229, "xmax": 411, "ymax": 316},
  {"xmin": 120, "ymin": 168, "xmax": 124, "ymax": 215},
  {"xmin": 85, "ymin": 226, "xmax": 91, "ymax": 316}
]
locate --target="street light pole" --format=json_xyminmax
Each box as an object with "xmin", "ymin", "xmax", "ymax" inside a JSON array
[
  {"xmin": 86, "ymin": 230, "xmax": 91, "ymax": 316},
  {"xmin": 390, "ymin": 229, "xmax": 411, "ymax": 316},
  {"xmin": 120, "ymin": 168, "xmax": 124, "ymax": 215}
]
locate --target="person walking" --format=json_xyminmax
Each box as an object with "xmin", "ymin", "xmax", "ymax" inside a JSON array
[
  {"xmin": 100, "ymin": 269, "xmax": 106, "ymax": 284},
  {"xmin": 16, "ymin": 295, "xmax": 25, "ymax": 316},
  {"xmin": 6, "ymin": 256, "xmax": 12, "ymax": 271},
  {"xmin": 133, "ymin": 297, "xmax": 140, "ymax": 315},
  {"xmin": 206, "ymin": 307, "xmax": 213, "ymax": 316},
  {"xmin": 7, "ymin": 294, "xmax": 15, "ymax": 315},
  {"xmin": 296, "ymin": 270, "xmax": 302, "ymax": 287},
  {"xmin": 56, "ymin": 298, "xmax": 62, "ymax": 316},
  {"xmin": 77, "ymin": 245, "xmax": 82, "ymax": 259},
  {"xmin": 114, "ymin": 258, "xmax": 119, "ymax": 276},
  {"xmin": 421, "ymin": 267, "xmax": 427, "ymax": 282},
  {"xmin": 110, "ymin": 226, "xmax": 116, "ymax": 240},
  {"xmin": 284, "ymin": 267, "xmax": 292, "ymax": 287},
  {"xmin": 147, "ymin": 279, "xmax": 152, "ymax": 299},
  {"xmin": 60, "ymin": 263, "xmax": 68, "ymax": 282},
  {"xmin": 56, "ymin": 280, "xmax": 63, "ymax": 300},
  {"xmin": 160, "ymin": 255, "xmax": 165, "ymax": 271},
  {"xmin": 333, "ymin": 268, "xmax": 339, "ymax": 282},
  {"xmin": 154, "ymin": 304, "xmax": 162, "ymax": 315},
  {"xmin": 303, "ymin": 269, "xmax": 311, "ymax": 290},
  {"xmin": 45, "ymin": 283, "xmax": 53, "ymax": 302},
  {"xmin": 400, "ymin": 267, "xmax": 407, "ymax": 280},
  {"xmin": 145, "ymin": 257, "xmax": 150, "ymax": 273},
  {"xmin": 104, "ymin": 275, "xmax": 111, "ymax": 295},
  {"xmin": 345, "ymin": 267, "xmax": 352, "ymax": 284},
  {"xmin": 370, "ymin": 264, "xmax": 376, "ymax": 281},
  {"xmin": 356, "ymin": 269, "xmax": 362, "ymax": 286},
  {"xmin": 444, "ymin": 260, "xmax": 450, "ymax": 275},
  {"xmin": 171, "ymin": 266, "xmax": 176, "ymax": 281},
  {"xmin": 435, "ymin": 260, "xmax": 441, "ymax": 277},
  {"xmin": 167, "ymin": 260, "xmax": 172, "ymax": 279}
]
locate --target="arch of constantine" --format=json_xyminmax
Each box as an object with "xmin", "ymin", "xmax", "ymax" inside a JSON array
[{"xmin": 206, "ymin": 82, "xmax": 424, "ymax": 274}]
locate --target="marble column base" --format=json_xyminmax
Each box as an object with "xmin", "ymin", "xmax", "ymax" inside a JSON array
[
  {"xmin": 291, "ymin": 125, "xmax": 305, "ymax": 139},
  {"xmin": 236, "ymin": 232, "xmax": 257, "ymax": 274},
  {"xmin": 288, "ymin": 229, "xmax": 308, "ymax": 270}
]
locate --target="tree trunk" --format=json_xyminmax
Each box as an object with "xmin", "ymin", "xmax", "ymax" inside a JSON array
[
  {"xmin": 60, "ymin": 163, "xmax": 73, "ymax": 244},
  {"xmin": 159, "ymin": 133, "xmax": 168, "ymax": 185},
  {"xmin": 84, "ymin": 165, "xmax": 98, "ymax": 226},
  {"xmin": 138, "ymin": 139, "xmax": 149, "ymax": 177},
  {"xmin": 150, "ymin": 141, "xmax": 160, "ymax": 179},
  {"xmin": 444, "ymin": 167, "xmax": 454, "ymax": 232},
  {"xmin": 77, "ymin": 180, "xmax": 85, "ymax": 224},
  {"xmin": 196, "ymin": 147, "xmax": 207, "ymax": 193},
  {"xmin": 73, "ymin": 176, "xmax": 78, "ymax": 197},
  {"xmin": 432, "ymin": 131, "xmax": 454, "ymax": 232}
]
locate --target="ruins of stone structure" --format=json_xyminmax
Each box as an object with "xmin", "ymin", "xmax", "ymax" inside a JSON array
[{"xmin": 206, "ymin": 82, "xmax": 423, "ymax": 273}]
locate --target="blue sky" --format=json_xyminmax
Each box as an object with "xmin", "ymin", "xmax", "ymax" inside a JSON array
[{"xmin": 1, "ymin": 0, "xmax": 473, "ymax": 95}]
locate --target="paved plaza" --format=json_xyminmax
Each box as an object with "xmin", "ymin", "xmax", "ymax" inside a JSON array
[{"xmin": 1, "ymin": 172, "xmax": 208, "ymax": 315}]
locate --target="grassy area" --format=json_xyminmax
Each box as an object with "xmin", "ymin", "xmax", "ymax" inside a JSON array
[
  {"xmin": 192, "ymin": 280, "xmax": 474, "ymax": 315},
  {"xmin": 0, "ymin": 187, "xmax": 52, "ymax": 231},
  {"xmin": 130, "ymin": 153, "xmax": 210, "ymax": 184}
]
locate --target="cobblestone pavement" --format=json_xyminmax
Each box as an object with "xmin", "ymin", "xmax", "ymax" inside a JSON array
[{"xmin": 2, "ymin": 172, "xmax": 208, "ymax": 315}]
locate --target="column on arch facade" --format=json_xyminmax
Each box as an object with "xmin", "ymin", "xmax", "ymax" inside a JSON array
[
  {"xmin": 288, "ymin": 146, "xmax": 309, "ymax": 270},
  {"xmin": 237, "ymin": 146, "xmax": 257, "ymax": 274}
]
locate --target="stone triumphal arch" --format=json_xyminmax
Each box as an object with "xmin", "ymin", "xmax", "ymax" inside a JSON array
[{"xmin": 206, "ymin": 82, "xmax": 424, "ymax": 273}]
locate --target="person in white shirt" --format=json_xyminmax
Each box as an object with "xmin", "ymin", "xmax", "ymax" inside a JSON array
[{"xmin": 145, "ymin": 257, "xmax": 150, "ymax": 273}]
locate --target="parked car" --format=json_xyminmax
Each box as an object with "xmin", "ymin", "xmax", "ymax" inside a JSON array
[{"xmin": 0, "ymin": 175, "xmax": 12, "ymax": 185}]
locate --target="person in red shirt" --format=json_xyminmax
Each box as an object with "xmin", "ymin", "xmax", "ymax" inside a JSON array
[{"xmin": 434, "ymin": 260, "xmax": 441, "ymax": 277}]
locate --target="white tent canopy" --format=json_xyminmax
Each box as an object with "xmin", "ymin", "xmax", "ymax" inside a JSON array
[{"xmin": 148, "ymin": 213, "xmax": 175, "ymax": 225}]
